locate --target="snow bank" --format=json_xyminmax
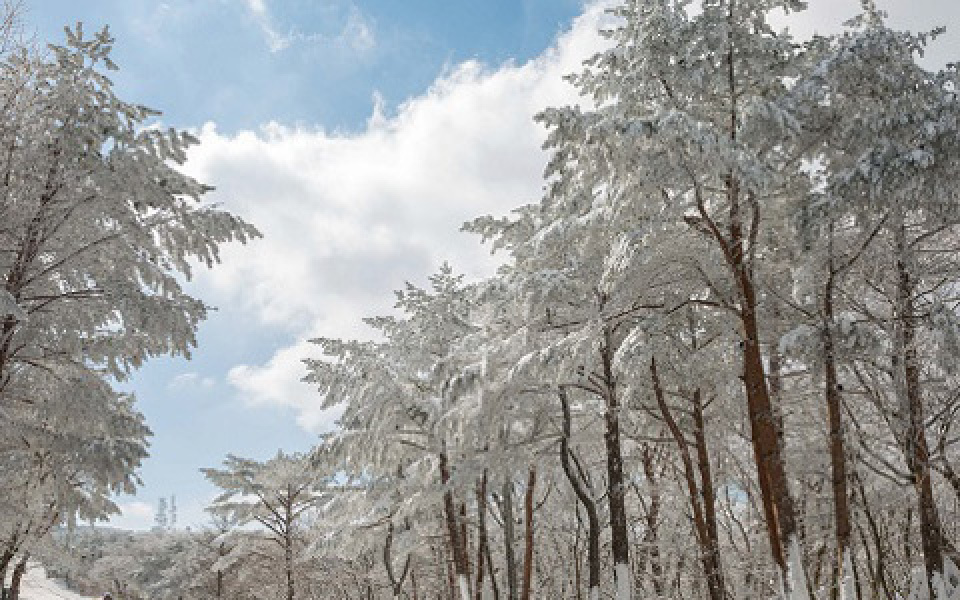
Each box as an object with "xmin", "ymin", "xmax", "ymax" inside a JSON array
[{"xmin": 12, "ymin": 566, "xmax": 93, "ymax": 600}]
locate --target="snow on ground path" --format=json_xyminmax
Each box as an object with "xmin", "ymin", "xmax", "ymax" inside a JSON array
[{"xmin": 15, "ymin": 566, "xmax": 94, "ymax": 600}]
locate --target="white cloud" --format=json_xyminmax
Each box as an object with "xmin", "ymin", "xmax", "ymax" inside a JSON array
[
  {"xmin": 182, "ymin": 3, "xmax": 612, "ymax": 433},
  {"xmin": 241, "ymin": 0, "xmax": 376, "ymax": 55},
  {"xmin": 189, "ymin": 0, "xmax": 960, "ymax": 434},
  {"xmin": 168, "ymin": 372, "xmax": 216, "ymax": 390},
  {"xmin": 227, "ymin": 340, "xmax": 343, "ymax": 432}
]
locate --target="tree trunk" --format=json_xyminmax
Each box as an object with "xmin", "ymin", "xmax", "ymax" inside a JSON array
[
  {"xmin": 0, "ymin": 546, "xmax": 14, "ymax": 587},
  {"xmin": 441, "ymin": 451, "xmax": 472, "ymax": 600},
  {"xmin": 717, "ymin": 19, "xmax": 800, "ymax": 580},
  {"xmin": 559, "ymin": 387, "xmax": 601, "ymax": 600},
  {"xmin": 639, "ymin": 444, "xmax": 664, "ymax": 598},
  {"xmin": 823, "ymin": 259, "xmax": 853, "ymax": 599},
  {"xmin": 739, "ymin": 270, "xmax": 799, "ymax": 580},
  {"xmin": 501, "ymin": 477, "xmax": 519, "ymax": 600},
  {"xmin": 692, "ymin": 389, "xmax": 728, "ymax": 600},
  {"xmin": 411, "ymin": 567, "xmax": 419, "ymax": 600},
  {"xmin": 384, "ymin": 522, "xmax": 411, "ymax": 599},
  {"xmin": 217, "ymin": 540, "xmax": 226, "ymax": 598},
  {"xmin": 895, "ymin": 223, "xmax": 948, "ymax": 596},
  {"xmin": 8, "ymin": 555, "xmax": 26, "ymax": 600},
  {"xmin": 520, "ymin": 467, "xmax": 536, "ymax": 600},
  {"xmin": 285, "ymin": 529, "xmax": 294, "ymax": 600},
  {"xmin": 601, "ymin": 327, "xmax": 631, "ymax": 600},
  {"xmin": 475, "ymin": 474, "xmax": 488, "ymax": 600},
  {"xmin": 651, "ymin": 360, "xmax": 726, "ymax": 600},
  {"xmin": 461, "ymin": 502, "xmax": 472, "ymax": 581}
]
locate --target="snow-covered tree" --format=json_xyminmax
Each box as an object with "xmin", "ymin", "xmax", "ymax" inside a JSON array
[
  {"xmin": 203, "ymin": 451, "xmax": 329, "ymax": 600},
  {"xmin": 0, "ymin": 18, "xmax": 257, "ymax": 581}
]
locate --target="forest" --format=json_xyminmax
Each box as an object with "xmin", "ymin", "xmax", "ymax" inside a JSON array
[{"xmin": 2, "ymin": 0, "xmax": 960, "ymax": 599}]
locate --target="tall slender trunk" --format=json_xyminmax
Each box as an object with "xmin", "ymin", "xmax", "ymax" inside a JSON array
[
  {"xmin": 739, "ymin": 270, "xmax": 798, "ymax": 576},
  {"xmin": 718, "ymin": 4, "xmax": 800, "ymax": 579},
  {"xmin": 216, "ymin": 541, "xmax": 226, "ymax": 598},
  {"xmin": 692, "ymin": 389, "xmax": 728, "ymax": 600},
  {"xmin": 461, "ymin": 502, "xmax": 472, "ymax": 581},
  {"xmin": 384, "ymin": 522, "xmax": 412, "ymax": 599},
  {"xmin": 823, "ymin": 253, "xmax": 852, "ymax": 599},
  {"xmin": 651, "ymin": 360, "xmax": 726, "ymax": 600},
  {"xmin": 520, "ymin": 467, "xmax": 536, "ymax": 600},
  {"xmin": 475, "ymin": 473, "xmax": 488, "ymax": 600},
  {"xmin": 501, "ymin": 477, "xmax": 519, "ymax": 600},
  {"xmin": 440, "ymin": 451, "xmax": 472, "ymax": 600},
  {"xmin": 639, "ymin": 444, "xmax": 664, "ymax": 597},
  {"xmin": 284, "ymin": 529, "xmax": 294, "ymax": 600},
  {"xmin": 601, "ymin": 327, "xmax": 631, "ymax": 600},
  {"xmin": 8, "ymin": 555, "xmax": 27, "ymax": 600},
  {"xmin": 558, "ymin": 388, "xmax": 600, "ymax": 600},
  {"xmin": 894, "ymin": 222, "xmax": 948, "ymax": 595}
]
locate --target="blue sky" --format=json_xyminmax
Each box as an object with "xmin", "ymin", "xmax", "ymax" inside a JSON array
[
  {"xmin": 28, "ymin": 0, "xmax": 583, "ymax": 132},
  {"xmin": 25, "ymin": 0, "xmax": 588, "ymax": 530},
  {"xmin": 22, "ymin": 0, "xmax": 960, "ymax": 531}
]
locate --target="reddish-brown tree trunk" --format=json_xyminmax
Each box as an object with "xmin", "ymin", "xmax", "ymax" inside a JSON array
[
  {"xmin": 651, "ymin": 360, "xmax": 726, "ymax": 600},
  {"xmin": 699, "ymin": 33, "xmax": 800, "ymax": 576},
  {"xmin": 692, "ymin": 389, "xmax": 727, "ymax": 600},
  {"xmin": 740, "ymin": 276, "xmax": 798, "ymax": 574}
]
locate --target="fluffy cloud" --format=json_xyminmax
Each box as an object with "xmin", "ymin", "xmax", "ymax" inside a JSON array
[
  {"xmin": 183, "ymin": 0, "xmax": 960, "ymax": 434},
  {"xmin": 226, "ymin": 340, "xmax": 344, "ymax": 432},
  {"xmin": 179, "ymin": 4, "xmax": 613, "ymax": 432}
]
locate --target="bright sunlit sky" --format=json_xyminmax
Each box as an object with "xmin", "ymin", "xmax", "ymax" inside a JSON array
[{"xmin": 22, "ymin": 0, "xmax": 960, "ymax": 531}]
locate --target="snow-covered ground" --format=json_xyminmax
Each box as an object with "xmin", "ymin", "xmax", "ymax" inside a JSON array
[{"xmin": 10, "ymin": 566, "xmax": 94, "ymax": 600}]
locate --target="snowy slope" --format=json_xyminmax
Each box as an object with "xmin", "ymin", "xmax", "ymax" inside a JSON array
[{"xmin": 14, "ymin": 566, "xmax": 94, "ymax": 600}]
